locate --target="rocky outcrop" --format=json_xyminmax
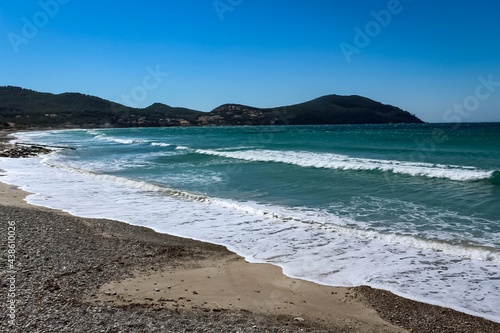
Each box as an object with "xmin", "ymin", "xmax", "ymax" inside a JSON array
[{"xmin": 0, "ymin": 145, "xmax": 52, "ymax": 158}]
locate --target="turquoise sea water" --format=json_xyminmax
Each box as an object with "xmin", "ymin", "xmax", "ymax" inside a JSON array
[{"xmin": 1, "ymin": 123, "xmax": 499, "ymax": 322}]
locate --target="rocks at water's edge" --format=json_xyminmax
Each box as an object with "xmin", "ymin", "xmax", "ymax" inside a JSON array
[{"xmin": 0, "ymin": 145, "xmax": 52, "ymax": 158}]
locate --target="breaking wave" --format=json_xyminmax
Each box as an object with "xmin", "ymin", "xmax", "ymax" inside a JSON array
[{"xmin": 194, "ymin": 149, "xmax": 496, "ymax": 182}]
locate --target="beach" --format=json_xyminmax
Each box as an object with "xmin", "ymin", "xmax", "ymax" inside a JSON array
[
  {"xmin": 2, "ymin": 130, "xmax": 500, "ymax": 332},
  {"xmin": 0, "ymin": 181, "xmax": 396, "ymax": 332}
]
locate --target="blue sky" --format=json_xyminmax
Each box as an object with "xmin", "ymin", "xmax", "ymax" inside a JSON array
[{"xmin": 1, "ymin": 0, "xmax": 499, "ymax": 122}]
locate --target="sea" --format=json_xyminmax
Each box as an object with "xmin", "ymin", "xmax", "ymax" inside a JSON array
[{"xmin": 1, "ymin": 123, "xmax": 499, "ymax": 322}]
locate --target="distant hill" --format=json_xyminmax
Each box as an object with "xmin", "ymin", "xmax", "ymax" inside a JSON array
[{"xmin": 0, "ymin": 86, "xmax": 423, "ymax": 129}]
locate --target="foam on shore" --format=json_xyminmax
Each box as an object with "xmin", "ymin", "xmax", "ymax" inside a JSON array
[{"xmin": 1, "ymin": 155, "xmax": 499, "ymax": 323}]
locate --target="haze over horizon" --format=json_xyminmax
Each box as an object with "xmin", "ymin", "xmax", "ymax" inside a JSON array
[{"xmin": 1, "ymin": 1, "xmax": 499, "ymax": 122}]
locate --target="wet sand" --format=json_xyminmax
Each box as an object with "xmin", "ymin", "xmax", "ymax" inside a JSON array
[{"xmin": 0, "ymin": 181, "xmax": 401, "ymax": 332}]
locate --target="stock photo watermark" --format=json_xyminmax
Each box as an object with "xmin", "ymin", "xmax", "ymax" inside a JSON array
[
  {"xmin": 340, "ymin": 0, "xmax": 411, "ymax": 64},
  {"xmin": 213, "ymin": 0, "xmax": 243, "ymax": 22},
  {"xmin": 200, "ymin": 106, "xmax": 291, "ymax": 197},
  {"xmin": 117, "ymin": 65, "xmax": 169, "ymax": 108},
  {"xmin": 384, "ymin": 74, "xmax": 499, "ymax": 185},
  {"xmin": 7, "ymin": 0, "xmax": 70, "ymax": 53},
  {"xmin": 443, "ymin": 74, "xmax": 500, "ymax": 124},
  {"xmin": 5, "ymin": 220, "xmax": 17, "ymax": 327}
]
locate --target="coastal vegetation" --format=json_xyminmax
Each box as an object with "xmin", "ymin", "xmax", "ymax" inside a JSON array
[{"xmin": 0, "ymin": 86, "xmax": 423, "ymax": 129}]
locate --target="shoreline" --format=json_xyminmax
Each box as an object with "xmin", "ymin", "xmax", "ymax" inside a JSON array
[
  {"xmin": 2, "ymin": 130, "xmax": 500, "ymax": 332},
  {"xmin": 0, "ymin": 130, "xmax": 14, "ymax": 149},
  {"xmin": 0, "ymin": 182, "xmax": 400, "ymax": 332},
  {"xmin": 2, "ymin": 183, "xmax": 500, "ymax": 332}
]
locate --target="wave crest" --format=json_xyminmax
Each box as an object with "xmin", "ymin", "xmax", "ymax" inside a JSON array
[{"xmin": 195, "ymin": 149, "xmax": 495, "ymax": 182}]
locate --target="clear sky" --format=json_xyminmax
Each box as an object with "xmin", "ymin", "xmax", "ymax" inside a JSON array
[{"xmin": 1, "ymin": 0, "xmax": 499, "ymax": 122}]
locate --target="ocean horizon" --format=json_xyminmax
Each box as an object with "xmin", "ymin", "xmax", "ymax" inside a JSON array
[{"xmin": 1, "ymin": 123, "xmax": 499, "ymax": 323}]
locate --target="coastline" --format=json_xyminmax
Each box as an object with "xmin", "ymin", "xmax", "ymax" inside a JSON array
[
  {"xmin": 0, "ymin": 182, "xmax": 400, "ymax": 332},
  {"xmin": 2, "ymin": 130, "xmax": 500, "ymax": 332},
  {"xmin": 0, "ymin": 130, "xmax": 14, "ymax": 149}
]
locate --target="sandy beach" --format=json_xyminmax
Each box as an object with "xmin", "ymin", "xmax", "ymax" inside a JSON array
[{"xmin": 1, "ymin": 132, "xmax": 500, "ymax": 332}]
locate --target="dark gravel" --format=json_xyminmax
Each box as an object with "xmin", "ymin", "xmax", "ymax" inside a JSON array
[
  {"xmin": 0, "ymin": 205, "xmax": 352, "ymax": 332},
  {"xmin": 355, "ymin": 286, "xmax": 500, "ymax": 333},
  {"xmin": 1, "ymin": 204, "xmax": 498, "ymax": 332}
]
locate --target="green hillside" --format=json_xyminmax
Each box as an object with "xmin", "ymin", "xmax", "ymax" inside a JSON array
[{"xmin": 0, "ymin": 86, "xmax": 423, "ymax": 129}]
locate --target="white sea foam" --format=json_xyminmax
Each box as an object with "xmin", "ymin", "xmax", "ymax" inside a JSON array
[
  {"xmin": 206, "ymin": 199, "xmax": 500, "ymax": 262},
  {"xmin": 8, "ymin": 130, "xmax": 64, "ymax": 145},
  {"xmin": 86, "ymin": 129, "xmax": 100, "ymax": 136},
  {"xmin": 194, "ymin": 149, "xmax": 495, "ymax": 182},
  {"xmin": 1, "ymin": 155, "xmax": 499, "ymax": 322},
  {"xmin": 93, "ymin": 134, "xmax": 142, "ymax": 145},
  {"xmin": 82, "ymin": 130, "xmax": 147, "ymax": 145},
  {"xmin": 329, "ymin": 196, "xmax": 500, "ymax": 249},
  {"xmin": 151, "ymin": 142, "xmax": 172, "ymax": 147}
]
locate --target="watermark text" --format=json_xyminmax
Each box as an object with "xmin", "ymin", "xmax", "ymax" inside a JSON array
[
  {"xmin": 213, "ymin": 0, "xmax": 243, "ymax": 22},
  {"xmin": 7, "ymin": 0, "xmax": 70, "ymax": 53},
  {"xmin": 340, "ymin": 0, "xmax": 411, "ymax": 63},
  {"xmin": 6, "ymin": 220, "xmax": 17, "ymax": 327}
]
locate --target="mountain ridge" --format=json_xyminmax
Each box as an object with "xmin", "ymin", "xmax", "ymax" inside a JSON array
[{"xmin": 0, "ymin": 86, "xmax": 423, "ymax": 129}]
